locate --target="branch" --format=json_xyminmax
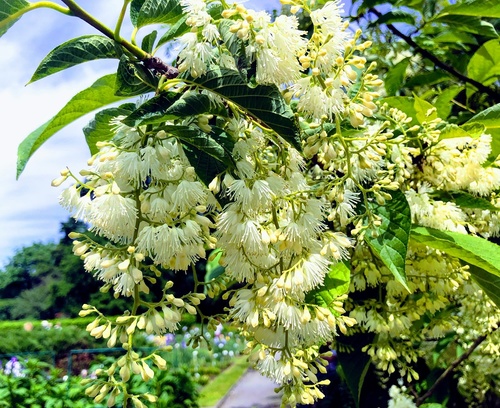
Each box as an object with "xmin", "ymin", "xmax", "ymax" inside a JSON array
[
  {"xmin": 60, "ymin": 0, "xmax": 147, "ymax": 60},
  {"xmin": 368, "ymin": 8, "xmax": 500, "ymax": 104},
  {"xmin": 415, "ymin": 325, "xmax": 499, "ymax": 406}
]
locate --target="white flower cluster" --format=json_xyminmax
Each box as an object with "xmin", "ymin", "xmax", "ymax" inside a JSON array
[
  {"xmin": 57, "ymin": 121, "xmax": 214, "ymax": 312},
  {"xmin": 387, "ymin": 384, "xmax": 417, "ymax": 408},
  {"xmin": 406, "ymin": 120, "xmax": 500, "ymax": 237},
  {"xmin": 348, "ymin": 242, "xmax": 475, "ymax": 380},
  {"xmin": 213, "ymin": 120, "xmax": 355, "ymax": 405},
  {"xmin": 455, "ymin": 291, "xmax": 500, "ymax": 406},
  {"xmin": 305, "ymin": 104, "xmax": 417, "ymax": 235},
  {"xmin": 336, "ymin": 112, "xmax": 500, "ymax": 393},
  {"xmin": 177, "ymin": 0, "xmax": 380, "ymax": 125},
  {"xmin": 48, "ymin": 0, "xmax": 500, "ymax": 405}
]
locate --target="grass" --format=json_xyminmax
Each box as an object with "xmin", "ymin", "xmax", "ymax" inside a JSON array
[{"xmin": 198, "ymin": 355, "xmax": 249, "ymax": 407}]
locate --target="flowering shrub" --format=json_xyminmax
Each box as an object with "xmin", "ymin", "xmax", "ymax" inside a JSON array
[
  {"xmin": 2, "ymin": 0, "xmax": 499, "ymax": 407},
  {"xmin": 0, "ymin": 358, "xmax": 103, "ymax": 408}
]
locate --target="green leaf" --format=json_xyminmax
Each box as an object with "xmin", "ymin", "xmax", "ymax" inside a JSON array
[
  {"xmin": 432, "ymin": 190, "xmax": 500, "ymax": 211},
  {"xmin": 0, "ymin": 0, "xmax": 29, "ymax": 38},
  {"xmin": 165, "ymin": 92, "xmax": 228, "ymax": 118},
  {"xmin": 130, "ymin": 0, "xmax": 183, "ymax": 28},
  {"xmin": 373, "ymin": 10, "xmax": 416, "ymax": 26},
  {"xmin": 83, "ymin": 104, "xmax": 136, "ymax": 155},
  {"xmin": 468, "ymin": 265, "xmax": 500, "ymax": 308},
  {"xmin": 434, "ymin": 85, "xmax": 462, "ymax": 119},
  {"xmin": 29, "ymin": 35, "xmax": 119, "ymax": 83},
  {"xmin": 461, "ymin": 122, "xmax": 486, "ymax": 138},
  {"xmin": 17, "ymin": 74, "xmax": 128, "ymax": 178},
  {"xmin": 365, "ymin": 190, "xmax": 411, "ymax": 291},
  {"xmin": 405, "ymin": 71, "xmax": 451, "ymax": 89},
  {"xmin": 411, "ymin": 227, "xmax": 500, "ymax": 277},
  {"xmin": 205, "ymin": 249, "xmax": 225, "ymax": 282},
  {"xmin": 437, "ymin": 0, "xmax": 500, "ymax": 18},
  {"xmin": 306, "ymin": 261, "xmax": 351, "ymax": 311},
  {"xmin": 439, "ymin": 122, "xmax": 486, "ymax": 140},
  {"xmin": 385, "ymin": 58, "xmax": 410, "ymax": 96},
  {"xmin": 380, "ymin": 96, "xmax": 418, "ymax": 126},
  {"xmin": 438, "ymin": 124, "xmax": 470, "ymax": 140},
  {"xmin": 182, "ymin": 144, "xmax": 228, "ymax": 186},
  {"xmin": 337, "ymin": 339, "xmax": 372, "ymax": 408},
  {"xmin": 467, "ymin": 103, "xmax": 500, "ymax": 160},
  {"xmin": 467, "ymin": 39, "xmax": 500, "ymax": 86},
  {"xmin": 156, "ymin": 15, "xmax": 190, "ymax": 48},
  {"xmin": 163, "ymin": 125, "xmax": 235, "ymax": 168},
  {"xmin": 141, "ymin": 30, "xmax": 158, "ymax": 54},
  {"xmin": 187, "ymin": 68, "xmax": 302, "ymax": 150},
  {"xmin": 122, "ymin": 92, "xmax": 182, "ymax": 126},
  {"xmin": 433, "ymin": 15, "xmax": 498, "ymax": 38},
  {"xmin": 115, "ymin": 55, "xmax": 156, "ymax": 96},
  {"xmin": 414, "ymin": 94, "xmax": 437, "ymax": 124},
  {"xmin": 433, "ymin": 30, "xmax": 478, "ymax": 45}
]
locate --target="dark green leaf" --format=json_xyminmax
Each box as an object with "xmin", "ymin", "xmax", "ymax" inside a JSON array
[
  {"xmin": 438, "ymin": 0, "xmax": 500, "ymax": 18},
  {"xmin": 115, "ymin": 55, "xmax": 156, "ymax": 96},
  {"xmin": 468, "ymin": 265, "xmax": 500, "ymax": 308},
  {"xmin": 405, "ymin": 71, "xmax": 451, "ymax": 89},
  {"xmin": 157, "ymin": 15, "xmax": 190, "ymax": 48},
  {"xmin": 122, "ymin": 92, "xmax": 182, "ymax": 126},
  {"xmin": 467, "ymin": 103, "xmax": 500, "ymax": 160},
  {"xmin": 207, "ymin": 2, "xmax": 224, "ymax": 19},
  {"xmin": 17, "ymin": 74, "xmax": 128, "ymax": 178},
  {"xmin": 306, "ymin": 262, "xmax": 350, "ymax": 312},
  {"xmin": 411, "ymin": 226, "xmax": 500, "ymax": 280},
  {"xmin": 385, "ymin": 58, "xmax": 410, "ymax": 96},
  {"xmin": 165, "ymin": 92, "xmax": 228, "ymax": 118},
  {"xmin": 467, "ymin": 39, "xmax": 500, "ymax": 86},
  {"xmin": 187, "ymin": 68, "xmax": 302, "ymax": 150},
  {"xmin": 29, "ymin": 35, "xmax": 119, "ymax": 83},
  {"xmin": 83, "ymin": 104, "xmax": 136, "ymax": 155},
  {"xmin": 337, "ymin": 339, "xmax": 372, "ymax": 408},
  {"xmin": 141, "ymin": 30, "xmax": 158, "ymax": 54},
  {"xmin": 131, "ymin": 0, "xmax": 183, "ymax": 28},
  {"xmin": 182, "ymin": 144, "xmax": 228, "ymax": 186},
  {"xmin": 365, "ymin": 190, "xmax": 411, "ymax": 291},
  {"xmin": 163, "ymin": 125, "xmax": 234, "ymax": 167},
  {"xmin": 432, "ymin": 190, "xmax": 499, "ymax": 211},
  {"xmin": 373, "ymin": 10, "xmax": 415, "ymax": 26},
  {"xmin": 433, "ymin": 15, "xmax": 498, "ymax": 38},
  {"xmin": 0, "ymin": 0, "xmax": 29, "ymax": 38}
]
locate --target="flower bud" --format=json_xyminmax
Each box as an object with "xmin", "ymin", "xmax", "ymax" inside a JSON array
[
  {"xmin": 119, "ymin": 364, "xmax": 131, "ymax": 382},
  {"xmin": 51, "ymin": 175, "xmax": 68, "ymax": 187}
]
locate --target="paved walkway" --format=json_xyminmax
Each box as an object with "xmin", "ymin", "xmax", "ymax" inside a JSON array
[{"xmin": 216, "ymin": 369, "xmax": 282, "ymax": 408}]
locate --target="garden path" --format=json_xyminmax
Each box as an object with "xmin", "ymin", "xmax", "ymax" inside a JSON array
[{"xmin": 216, "ymin": 368, "xmax": 282, "ymax": 408}]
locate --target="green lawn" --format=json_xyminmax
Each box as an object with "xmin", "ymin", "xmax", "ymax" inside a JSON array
[{"xmin": 198, "ymin": 355, "xmax": 249, "ymax": 407}]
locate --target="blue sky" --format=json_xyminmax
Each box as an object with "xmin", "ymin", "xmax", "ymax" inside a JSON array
[{"xmin": 0, "ymin": 0, "xmax": 354, "ymax": 266}]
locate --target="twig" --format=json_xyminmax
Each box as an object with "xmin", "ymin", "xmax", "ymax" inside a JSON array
[
  {"xmin": 368, "ymin": 8, "xmax": 500, "ymax": 104},
  {"xmin": 415, "ymin": 325, "xmax": 498, "ymax": 406}
]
